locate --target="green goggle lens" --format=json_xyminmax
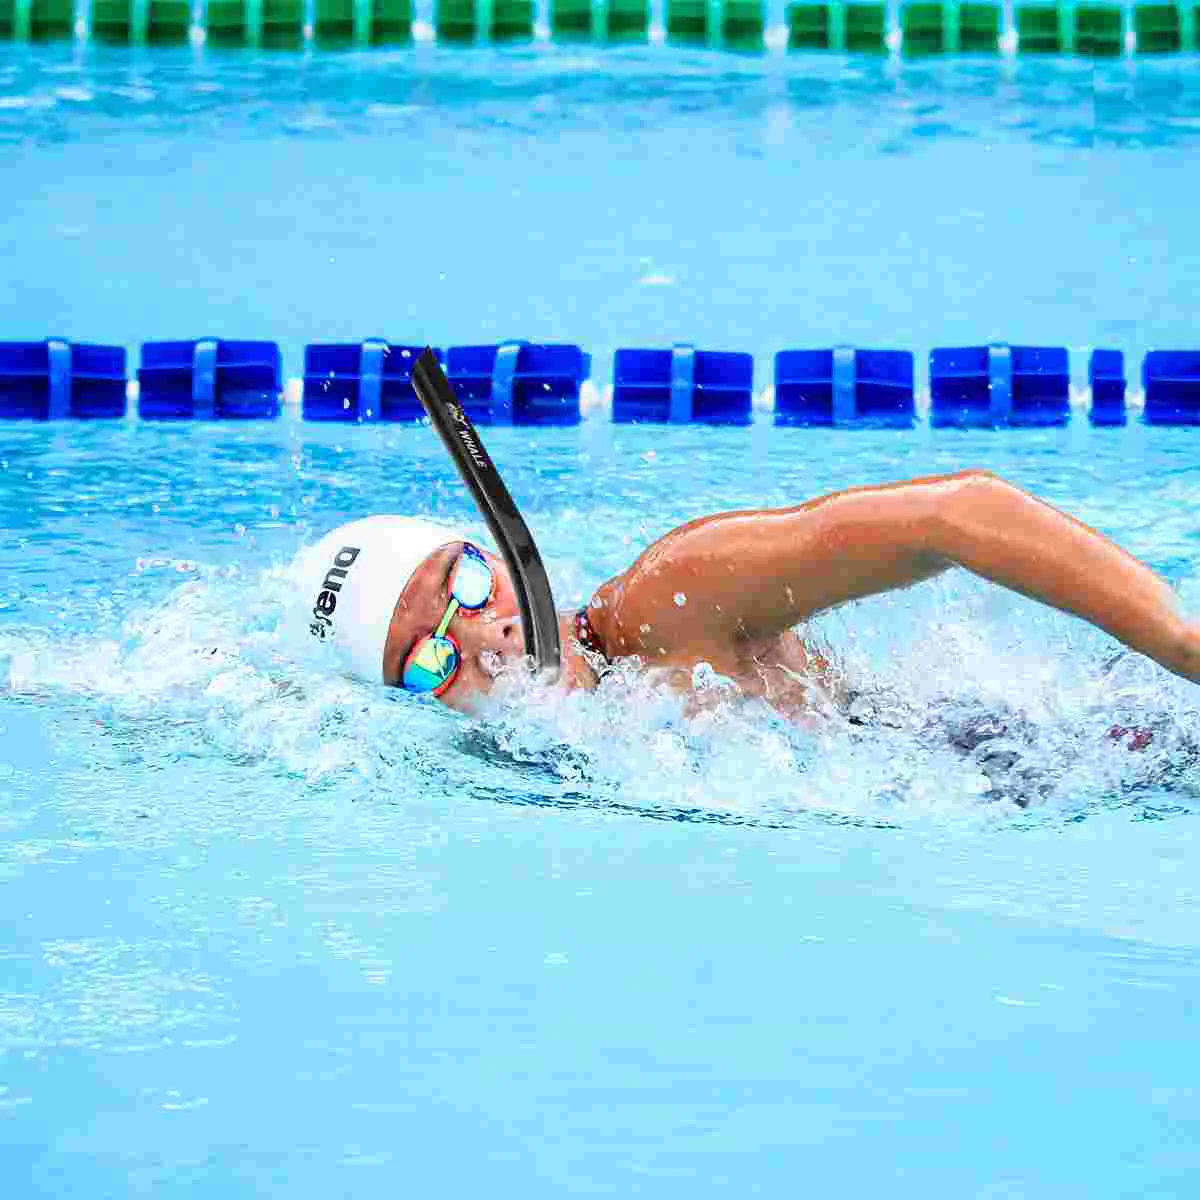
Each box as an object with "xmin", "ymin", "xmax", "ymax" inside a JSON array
[{"xmin": 401, "ymin": 634, "xmax": 460, "ymax": 694}]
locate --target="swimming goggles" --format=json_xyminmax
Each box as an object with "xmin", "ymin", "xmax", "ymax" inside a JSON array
[{"xmin": 400, "ymin": 542, "xmax": 496, "ymax": 696}]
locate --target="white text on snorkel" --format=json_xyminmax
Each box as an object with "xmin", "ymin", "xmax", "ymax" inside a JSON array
[{"xmin": 450, "ymin": 403, "xmax": 490, "ymax": 471}]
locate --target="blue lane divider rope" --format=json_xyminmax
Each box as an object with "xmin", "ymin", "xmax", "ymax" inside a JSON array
[
  {"xmin": 614, "ymin": 346, "xmax": 752, "ymax": 424},
  {"xmin": 46, "ymin": 338, "xmax": 72, "ymax": 420},
  {"xmin": 357, "ymin": 338, "xmax": 387, "ymax": 422},
  {"xmin": 1089, "ymin": 349, "xmax": 1126, "ymax": 426},
  {"xmin": 773, "ymin": 348, "xmax": 914, "ymax": 427},
  {"xmin": 669, "ymin": 343, "xmax": 696, "ymax": 424},
  {"xmin": 6, "ymin": 336, "xmax": 1200, "ymax": 427},
  {"xmin": 988, "ymin": 342, "xmax": 1013, "ymax": 425},
  {"xmin": 302, "ymin": 342, "xmax": 589, "ymax": 424},
  {"xmin": 831, "ymin": 345, "xmax": 856, "ymax": 425},
  {"xmin": 491, "ymin": 340, "xmax": 522, "ymax": 426},
  {"xmin": 1144, "ymin": 350, "xmax": 1200, "ymax": 425},
  {"xmin": 930, "ymin": 343, "xmax": 1069, "ymax": 428},
  {"xmin": 302, "ymin": 342, "xmax": 436, "ymax": 422},
  {"xmin": 191, "ymin": 338, "xmax": 218, "ymax": 420},
  {"xmin": 0, "ymin": 339, "xmax": 126, "ymax": 420},
  {"xmin": 139, "ymin": 339, "xmax": 281, "ymax": 420}
]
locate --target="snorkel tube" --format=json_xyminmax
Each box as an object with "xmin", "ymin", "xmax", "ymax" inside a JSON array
[{"xmin": 411, "ymin": 348, "xmax": 562, "ymax": 684}]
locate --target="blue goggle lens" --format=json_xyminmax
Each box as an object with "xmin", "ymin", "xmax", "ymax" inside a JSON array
[
  {"xmin": 451, "ymin": 544, "xmax": 494, "ymax": 610},
  {"xmin": 401, "ymin": 634, "xmax": 460, "ymax": 694}
]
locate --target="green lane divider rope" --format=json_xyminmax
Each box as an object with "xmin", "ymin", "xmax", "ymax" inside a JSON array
[
  {"xmin": 608, "ymin": 0, "xmax": 651, "ymax": 40},
  {"xmin": 1076, "ymin": 4, "xmax": 1124, "ymax": 55},
  {"xmin": 263, "ymin": 0, "xmax": 304, "ymax": 48},
  {"xmin": 312, "ymin": 0, "xmax": 412, "ymax": 47},
  {"xmin": 1134, "ymin": 2, "xmax": 1180, "ymax": 49},
  {"xmin": 549, "ymin": 0, "xmax": 589, "ymax": 39},
  {"xmin": 665, "ymin": 0, "xmax": 706, "ymax": 42},
  {"xmin": 900, "ymin": 2, "xmax": 1002, "ymax": 53},
  {"xmin": 492, "ymin": 0, "xmax": 534, "ymax": 40},
  {"xmin": 548, "ymin": 0, "xmax": 649, "ymax": 42},
  {"xmin": 1, "ymin": 0, "xmax": 1199, "ymax": 54},
  {"xmin": 206, "ymin": 0, "xmax": 247, "ymax": 45},
  {"xmin": 1176, "ymin": 1, "xmax": 1198, "ymax": 48},
  {"xmin": 146, "ymin": 0, "xmax": 191, "ymax": 42},
  {"xmin": 1015, "ymin": 0, "xmax": 1127, "ymax": 53},
  {"xmin": 723, "ymin": 0, "xmax": 764, "ymax": 48},
  {"xmin": 1015, "ymin": 2, "xmax": 1071, "ymax": 51},
  {"xmin": 1133, "ymin": 0, "xmax": 1195, "ymax": 50},
  {"xmin": 786, "ymin": 2, "xmax": 886, "ymax": 51},
  {"xmin": 435, "ymin": 0, "xmax": 475, "ymax": 41},
  {"xmin": 207, "ymin": 0, "xmax": 302, "ymax": 49},
  {"xmin": 664, "ymin": 0, "xmax": 762, "ymax": 50},
  {"xmin": 846, "ymin": 1, "xmax": 886, "ymax": 48},
  {"xmin": 244, "ymin": 0, "xmax": 263, "ymax": 45},
  {"xmin": 9, "ymin": 0, "xmax": 73, "ymax": 39},
  {"xmin": 960, "ymin": 1, "xmax": 1002, "ymax": 47}
]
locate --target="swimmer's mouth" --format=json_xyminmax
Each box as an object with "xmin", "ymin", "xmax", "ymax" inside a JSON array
[{"xmin": 480, "ymin": 649, "xmax": 506, "ymax": 680}]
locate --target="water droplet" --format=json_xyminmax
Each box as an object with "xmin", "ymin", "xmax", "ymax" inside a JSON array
[{"xmin": 673, "ymin": 592, "xmax": 687, "ymax": 607}]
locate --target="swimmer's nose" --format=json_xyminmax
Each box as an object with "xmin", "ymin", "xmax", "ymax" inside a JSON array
[
  {"xmin": 499, "ymin": 618, "xmax": 524, "ymax": 653},
  {"xmin": 477, "ymin": 613, "xmax": 524, "ymax": 654}
]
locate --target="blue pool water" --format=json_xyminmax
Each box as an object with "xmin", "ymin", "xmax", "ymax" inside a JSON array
[{"xmin": 3, "ymin": 43, "xmax": 1200, "ymax": 1197}]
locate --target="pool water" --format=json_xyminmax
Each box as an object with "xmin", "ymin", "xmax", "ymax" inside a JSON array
[{"xmin": 3, "ymin": 43, "xmax": 1200, "ymax": 1198}]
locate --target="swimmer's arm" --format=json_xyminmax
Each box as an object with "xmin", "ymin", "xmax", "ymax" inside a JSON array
[
  {"xmin": 925, "ymin": 470, "xmax": 1199, "ymax": 683},
  {"xmin": 594, "ymin": 471, "xmax": 957, "ymax": 661},
  {"xmin": 596, "ymin": 469, "xmax": 1200, "ymax": 683}
]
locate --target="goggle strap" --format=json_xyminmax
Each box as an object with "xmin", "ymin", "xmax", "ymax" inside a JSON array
[{"xmin": 436, "ymin": 597, "xmax": 459, "ymax": 639}]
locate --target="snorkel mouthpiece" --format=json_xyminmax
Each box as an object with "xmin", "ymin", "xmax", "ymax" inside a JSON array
[{"xmin": 410, "ymin": 348, "xmax": 562, "ymax": 684}]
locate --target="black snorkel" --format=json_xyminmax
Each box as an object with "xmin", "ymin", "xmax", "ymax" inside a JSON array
[{"xmin": 410, "ymin": 347, "xmax": 562, "ymax": 684}]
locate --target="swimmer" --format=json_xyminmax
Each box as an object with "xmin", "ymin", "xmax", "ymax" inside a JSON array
[{"xmin": 294, "ymin": 468, "xmax": 1200, "ymax": 722}]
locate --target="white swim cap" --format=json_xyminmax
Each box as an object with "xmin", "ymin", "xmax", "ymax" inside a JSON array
[{"xmin": 292, "ymin": 515, "xmax": 469, "ymax": 682}]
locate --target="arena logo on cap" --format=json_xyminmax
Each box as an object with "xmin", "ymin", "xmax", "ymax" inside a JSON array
[{"xmin": 309, "ymin": 545, "xmax": 361, "ymax": 640}]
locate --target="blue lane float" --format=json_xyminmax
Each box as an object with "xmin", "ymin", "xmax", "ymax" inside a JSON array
[
  {"xmin": 303, "ymin": 341, "xmax": 439, "ymax": 422},
  {"xmin": 612, "ymin": 344, "xmax": 754, "ymax": 425},
  {"xmin": 774, "ymin": 347, "xmax": 914, "ymax": 427},
  {"xmin": 138, "ymin": 340, "xmax": 282, "ymax": 420},
  {"xmin": 1089, "ymin": 349, "xmax": 1127, "ymax": 426},
  {"xmin": 930, "ymin": 343, "xmax": 1070, "ymax": 429},
  {"xmin": 445, "ymin": 342, "xmax": 591, "ymax": 426},
  {"xmin": 1143, "ymin": 350, "xmax": 1200, "ymax": 426},
  {"xmin": 0, "ymin": 340, "xmax": 126, "ymax": 420},
  {"xmin": 306, "ymin": 340, "xmax": 591, "ymax": 426}
]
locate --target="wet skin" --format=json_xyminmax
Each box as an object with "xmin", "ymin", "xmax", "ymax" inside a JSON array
[
  {"xmin": 382, "ymin": 470, "xmax": 1200, "ymax": 717},
  {"xmin": 380, "ymin": 541, "xmax": 834, "ymax": 717},
  {"xmin": 381, "ymin": 543, "xmax": 597, "ymax": 711}
]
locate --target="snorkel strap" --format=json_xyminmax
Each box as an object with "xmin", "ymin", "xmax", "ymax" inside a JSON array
[{"xmin": 410, "ymin": 348, "xmax": 562, "ymax": 684}]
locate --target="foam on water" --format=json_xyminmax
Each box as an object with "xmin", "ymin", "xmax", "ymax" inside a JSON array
[{"xmin": 4, "ymin": 544, "xmax": 1198, "ymax": 839}]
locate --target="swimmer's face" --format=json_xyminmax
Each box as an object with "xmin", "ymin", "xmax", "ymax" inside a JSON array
[{"xmin": 381, "ymin": 542, "xmax": 524, "ymax": 710}]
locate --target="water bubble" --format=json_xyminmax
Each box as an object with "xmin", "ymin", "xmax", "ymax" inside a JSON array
[{"xmin": 673, "ymin": 592, "xmax": 687, "ymax": 607}]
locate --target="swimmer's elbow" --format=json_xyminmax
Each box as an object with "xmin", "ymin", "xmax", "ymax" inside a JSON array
[{"xmin": 924, "ymin": 468, "xmax": 1012, "ymax": 565}]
